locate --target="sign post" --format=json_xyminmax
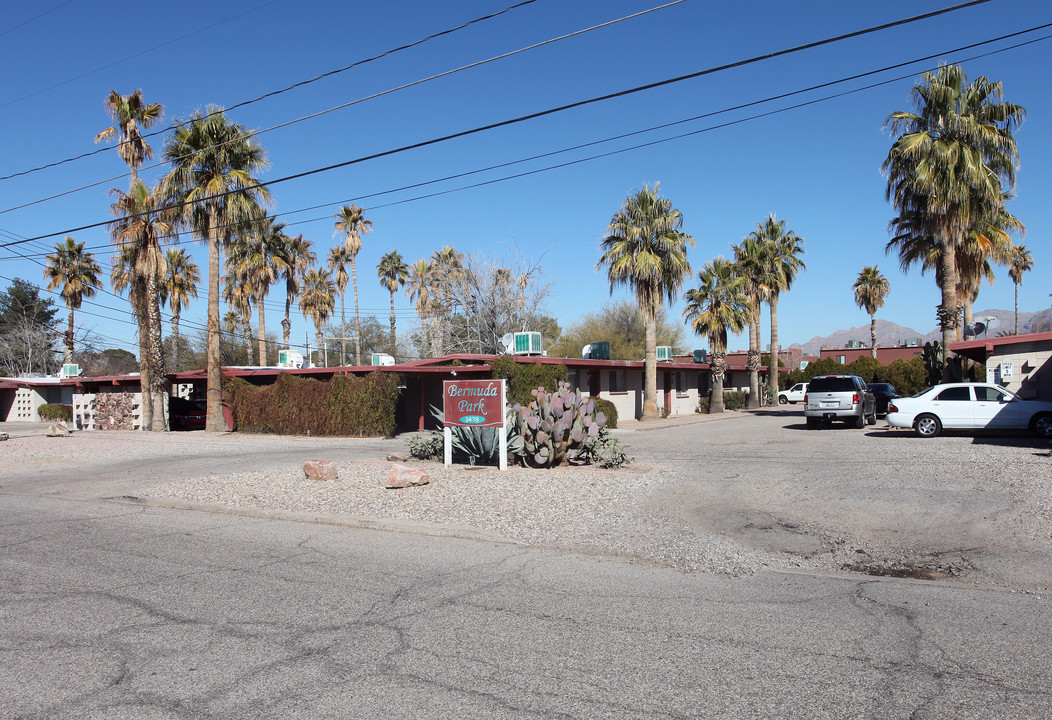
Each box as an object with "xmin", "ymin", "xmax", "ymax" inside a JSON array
[{"xmin": 442, "ymin": 379, "xmax": 507, "ymax": 471}]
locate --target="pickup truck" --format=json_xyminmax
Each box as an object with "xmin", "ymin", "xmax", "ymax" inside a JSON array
[{"xmin": 778, "ymin": 382, "xmax": 807, "ymax": 405}]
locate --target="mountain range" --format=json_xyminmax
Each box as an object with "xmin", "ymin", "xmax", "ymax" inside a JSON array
[{"xmin": 788, "ymin": 308, "xmax": 1052, "ymax": 356}]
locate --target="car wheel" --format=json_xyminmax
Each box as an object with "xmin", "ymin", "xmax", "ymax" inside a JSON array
[
  {"xmin": 806, "ymin": 417, "xmax": 819, "ymax": 429},
  {"xmin": 854, "ymin": 412, "xmax": 865, "ymax": 429},
  {"xmin": 778, "ymin": 395, "xmax": 788, "ymax": 405},
  {"xmin": 1032, "ymin": 413, "xmax": 1052, "ymax": 439},
  {"xmin": 915, "ymin": 414, "xmax": 942, "ymax": 438},
  {"xmin": 866, "ymin": 410, "xmax": 877, "ymax": 426}
]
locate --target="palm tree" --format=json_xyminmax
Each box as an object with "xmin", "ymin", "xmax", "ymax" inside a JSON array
[
  {"xmin": 682, "ymin": 258, "xmax": 749, "ymax": 413},
  {"xmin": 597, "ymin": 184, "xmax": 694, "ymax": 420},
  {"xmin": 405, "ymin": 259, "xmax": 435, "ymax": 356},
  {"xmin": 162, "ymin": 107, "xmax": 271, "ymax": 431},
  {"xmin": 429, "ymin": 246, "xmax": 463, "ymax": 356},
  {"xmin": 1008, "ymin": 245, "xmax": 1033, "ymax": 334},
  {"xmin": 94, "ymin": 89, "xmax": 164, "ymax": 188},
  {"xmin": 223, "ymin": 259, "xmax": 255, "ymax": 366},
  {"xmin": 229, "ymin": 215, "xmax": 287, "ymax": 366},
  {"xmin": 749, "ymin": 214, "xmax": 804, "ymax": 397},
  {"xmin": 332, "ymin": 204, "xmax": 373, "ymax": 365},
  {"xmin": 110, "ymin": 180, "xmax": 176, "ymax": 431},
  {"xmin": 276, "ymin": 234, "xmax": 315, "ymax": 350},
  {"xmin": 299, "ymin": 268, "xmax": 335, "ymax": 366},
  {"xmin": 732, "ymin": 235, "xmax": 771, "ymax": 409},
  {"xmin": 327, "ymin": 245, "xmax": 352, "ymax": 365},
  {"xmin": 853, "ymin": 267, "xmax": 890, "ymax": 358},
  {"xmin": 883, "ymin": 64, "xmax": 1024, "ymax": 375},
  {"xmin": 43, "ymin": 237, "xmax": 102, "ymax": 366},
  {"xmin": 377, "ymin": 250, "xmax": 408, "ymax": 355},
  {"xmin": 159, "ymin": 248, "xmax": 199, "ymax": 371}
]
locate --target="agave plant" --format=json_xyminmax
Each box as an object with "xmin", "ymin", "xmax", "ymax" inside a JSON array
[
  {"xmin": 430, "ymin": 405, "xmax": 522, "ymax": 465},
  {"xmin": 509, "ymin": 381, "xmax": 606, "ymax": 468}
]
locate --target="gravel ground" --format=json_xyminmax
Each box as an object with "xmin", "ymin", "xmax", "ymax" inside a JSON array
[{"xmin": 5, "ymin": 413, "xmax": 1051, "ymax": 587}]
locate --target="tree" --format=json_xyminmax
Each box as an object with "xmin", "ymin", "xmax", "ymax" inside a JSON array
[
  {"xmin": 230, "ymin": 215, "xmax": 287, "ymax": 366},
  {"xmin": 43, "ymin": 237, "xmax": 102, "ymax": 366},
  {"xmin": 682, "ymin": 258, "xmax": 749, "ymax": 413},
  {"xmin": 332, "ymin": 204, "xmax": 372, "ymax": 365},
  {"xmin": 110, "ymin": 180, "xmax": 175, "ymax": 430},
  {"xmin": 299, "ymin": 268, "xmax": 335, "ymax": 366},
  {"xmin": 405, "ymin": 259, "xmax": 435, "ymax": 357},
  {"xmin": 327, "ymin": 245, "xmax": 352, "ymax": 365},
  {"xmin": 276, "ymin": 234, "xmax": 315, "ymax": 351},
  {"xmin": 732, "ymin": 234, "xmax": 771, "ymax": 408},
  {"xmin": 748, "ymin": 214, "xmax": 804, "ymax": 398},
  {"xmin": 428, "ymin": 246, "xmax": 463, "ymax": 357},
  {"xmin": 0, "ymin": 279, "xmax": 60, "ymax": 377},
  {"xmin": 1008, "ymin": 245, "xmax": 1033, "ymax": 334},
  {"xmin": 223, "ymin": 260, "xmax": 255, "ymax": 366},
  {"xmin": 597, "ymin": 184, "xmax": 694, "ymax": 419},
  {"xmin": 160, "ymin": 248, "xmax": 199, "ymax": 371},
  {"xmin": 162, "ymin": 107, "xmax": 271, "ymax": 431},
  {"xmin": 376, "ymin": 250, "xmax": 408, "ymax": 356},
  {"xmin": 94, "ymin": 89, "xmax": 163, "ymax": 188},
  {"xmin": 853, "ymin": 266, "xmax": 890, "ymax": 358},
  {"xmin": 547, "ymin": 300, "xmax": 681, "ymax": 361},
  {"xmin": 884, "ymin": 64, "xmax": 1024, "ymax": 376}
]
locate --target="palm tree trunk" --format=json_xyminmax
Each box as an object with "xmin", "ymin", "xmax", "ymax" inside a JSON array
[
  {"xmin": 769, "ymin": 296, "xmax": 779, "ymax": 396},
  {"xmin": 1014, "ymin": 283, "xmax": 1020, "ymax": 334},
  {"xmin": 352, "ymin": 257, "xmax": 361, "ymax": 365},
  {"xmin": 243, "ymin": 315, "xmax": 254, "ymax": 366},
  {"xmin": 205, "ymin": 213, "xmax": 225, "ymax": 433},
  {"xmin": 870, "ymin": 312, "xmax": 878, "ymax": 359},
  {"xmin": 747, "ymin": 304, "xmax": 760, "ymax": 409},
  {"xmin": 146, "ymin": 269, "xmax": 167, "ymax": 431},
  {"xmin": 642, "ymin": 302, "xmax": 659, "ymax": 420},
  {"xmin": 710, "ymin": 350, "xmax": 726, "ymax": 413},
  {"xmin": 340, "ymin": 291, "xmax": 347, "ymax": 366},
  {"xmin": 172, "ymin": 311, "xmax": 181, "ymax": 371},
  {"xmin": 316, "ymin": 327, "xmax": 325, "ymax": 367},
  {"xmin": 283, "ymin": 285, "xmax": 293, "ymax": 350},
  {"xmin": 937, "ymin": 233, "xmax": 959, "ymax": 381},
  {"xmin": 388, "ymin": 290, "xmax": 397, "ymax": 355},
  {"xmin": 64, "ymin": 308, "xmax": 74, "ymax": 365},
  {"xmin": 257, "ymin": 299, "xmax": 267, "ymax": 366},
  {"xmin": 961, "ymin": 300, "xmax": 973, "ymax": 343}
]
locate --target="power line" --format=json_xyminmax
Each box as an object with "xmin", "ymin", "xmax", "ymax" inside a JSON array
[
  {"xmin": 0, "ymin": 0, "xmax": 1011, "ymax": 246},
  {"xmin": 0, "ymin": 0, "xmax": 541, "ymax": 181},
  {"xmin": 0, "ymin": 0, "xmax": 76, "ymax": 40}
]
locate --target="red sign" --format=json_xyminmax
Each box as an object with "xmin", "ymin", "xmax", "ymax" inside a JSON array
[{"xmin": 443, "ymin": 379, "xmax": 505, "ymax": 427}]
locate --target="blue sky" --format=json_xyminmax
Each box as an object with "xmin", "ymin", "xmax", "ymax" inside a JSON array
[{"xmin": 1, "ymin": 0, "xmax": 1048, "ymax": 358}]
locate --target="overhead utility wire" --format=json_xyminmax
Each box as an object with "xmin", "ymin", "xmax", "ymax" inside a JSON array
[
  {"xmin": 0, "ymin": 0, "xmax": 687, "ymax": 212},
  {"xmin": 0, "ymin": 0, "xmax": 76, "ymax": 39},
  {"xmin": 0, "ymin": 0, "xmax": 540, "ymax": 180},
  {"xmin": 0, "ymin": 0, "xmax": 1002, "ymax": 244}
]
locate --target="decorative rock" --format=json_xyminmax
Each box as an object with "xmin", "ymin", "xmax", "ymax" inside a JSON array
[
  {"xmin": 0, "ymin": 432, "xmax": 8, "ymax": 441},
  {"xmin": 386, "ymin": 452, "xmax": 409, "ymax": 462},
  {"xmin": 303, "ymin": 460, "xmax": 339, "ymax": 481},
  {"xmin": 46, "ymin": 423, "xmax": 70, "ymax": 437},
  {"xmin": 386, "ymin": 465, "xmax": 430, "ymax": 489}
]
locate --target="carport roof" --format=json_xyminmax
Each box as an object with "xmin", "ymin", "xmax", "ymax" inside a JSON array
[{"xmin": 950, "ymin": 331, "xmax": 1052, "ymax": 362}]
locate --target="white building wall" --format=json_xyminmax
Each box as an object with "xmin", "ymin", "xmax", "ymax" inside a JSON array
[{"xmin": 987, "ymin": 342, "xmax": 1052, "ymax": 401}]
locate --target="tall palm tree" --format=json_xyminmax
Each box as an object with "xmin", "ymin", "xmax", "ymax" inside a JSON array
[
  {"xmin": 327, "ymin": 245, "xmax": 352, "ymax": 365},
  {"xmin": 229, "ymin": 215, "xmax": 287, "ymax": 366},
  {"xmin": 332, "ymin": 204, "xmax": 372, "ymax": 365},
  {"xmin": 682, "ymin": 258, "xmax": 749, "ymax": 413},
  {"xmin": 429, "ymin": 246, "xmax": 463, "ymax": 356},
  {"xmin": 732, "ymin": 235, "xmax": 771, "ymax": 409},
  {"xmin": 94, "ymin": 89, "xmax": 163, "ymax": 188},
  {"xmin": 1008, "ymin": 245, "xmax": 1033, "ymax": 334},
  {"xmin": 377, "ymin": 250, "xmax": 408, "ymax": 355},
  {"xmin": 884, "ymin": 64, "xmax": 1024, "ymax": 374},
  {"xmin": 43, "ymin": 237, "xmax": 102, "ymax": 366},
  {"xmin": 162, "ymin": 107, "xmax": 271, "ymax": 431},
  {"xmin": 110, "ymin": 180, "xmax": 175, "ymax": 431},
  {"xmin": 223, "ymin": 260, "xmax": 255, "ymax": 366},
  {"xmin": 749, "ymin": 214, "xmax": 804, "ymax": 397},
  {"xmin": 853, "ymin": 267, "xmax": 890, "ymax": 358},
  {"xmin": 299, "ymin": 268, "xmax": 335, "ymax": 367},
  {"xmin": 159, "ymin": 248, "xmax": 199, "ymax": 371},
  {"xmin": 597, "ymin": 184, "xmax": 694, "ymax": 420},
  {"xmin": 405, "ymin": 259, "xmax": 435, "ymax": 357},
  {"xmin": 276, "ymin": 234, "xmax": 315, "ymax": 350}
]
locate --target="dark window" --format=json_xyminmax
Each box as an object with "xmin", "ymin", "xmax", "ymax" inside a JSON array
[
  {"xmin": 935, "ymin": 387, "xmax": 971, "ymax": 402},
  {"xmin": 974, "ymin": 386, "xmax": 1008, "ymax": 403},
  {"xmin": 808, "ymin": 377, "xmax": 857, "ymax": 393}
]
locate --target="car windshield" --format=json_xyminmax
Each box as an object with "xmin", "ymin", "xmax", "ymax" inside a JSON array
[{"xmin": 808, "ymin": 377, "xmax": 856, "ymax": 393}]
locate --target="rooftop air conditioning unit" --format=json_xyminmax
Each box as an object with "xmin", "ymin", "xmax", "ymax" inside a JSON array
[
  {"xmin": 371, "ymin": 353, "xmax": 395, "ymax": 366},
  {"xmin": 60, "ymin": 363, "xmax": 82, "ymax": 379},
  {"xmin": 656, "ymin": 346, "xmax": 673, "ymax": 362},
  {"xmin": 692, "ymin": 349, "xmax": 708, "ymax": 364},
  {"xmin": 581, "ymin": 341, "xmax": 611, "ymax": 360},
  {"xmin": 905, "ymin": 337, "xmax": 919, "ymax": 347},
  {"xmin": 502, "ymin": 331, "xmax": 543, "ymax": 356},
  {"xmin": 278, "ymin": 350, "xmax": 304, "ymax": 369}
]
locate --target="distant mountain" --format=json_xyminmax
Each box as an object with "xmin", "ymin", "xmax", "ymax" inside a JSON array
[{"xmin": 788, "ymin": 309, "xmax": 1037, "ymax": 356}]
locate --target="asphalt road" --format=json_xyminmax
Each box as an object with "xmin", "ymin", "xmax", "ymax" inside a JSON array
[{"xmin": 2, "ymin": 415, "xmax": 1052, "ymax": 718}]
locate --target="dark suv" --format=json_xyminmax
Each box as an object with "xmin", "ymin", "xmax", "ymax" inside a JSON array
[{"xmin": 804, "ymin": 374, "xmax": 876, "ymax": 429}]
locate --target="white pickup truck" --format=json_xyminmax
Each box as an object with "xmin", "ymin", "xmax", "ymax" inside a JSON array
[{"xmin": 778, "ymin": 382, "xmax": 807, "ymax": 405}]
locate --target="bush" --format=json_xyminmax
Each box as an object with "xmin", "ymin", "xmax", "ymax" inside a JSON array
[
  {"xmin": 697, "ymin": 396, "xmax": 710, "ymax": 413},
  {"xmin": 490, "ymin": 355, "xmax": 568, "ymax": 406},
  {"xmin": 224, "ymin": 371, "xmax": 401, "ymax": 436},
  {"xmin": 405, "ymin": 431, "xmax": 443, "ymax": 460},
  {"xmin": 576, "ymin": 426, "xmax": 632, "ymax": 468},
  {"xmin": 593, "ymin": 397, "xmax": 618, "ymax": 429},
  {"xmin": 37, "ymin": 403, "xmax": 72, "ymax": 422},
  {"xmin": 723, "ymin": 390, "xmax": 748, "ymax": 410}
]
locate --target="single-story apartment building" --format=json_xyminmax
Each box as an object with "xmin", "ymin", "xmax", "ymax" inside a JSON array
[{"xmin": 950, "ymin": 332, "xmax": 1052, "ymax": 402}]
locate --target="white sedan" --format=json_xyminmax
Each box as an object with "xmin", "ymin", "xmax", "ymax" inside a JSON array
[{"xmin": 886, "ymin": 383, "xmax": 1052, "ymax": 438}]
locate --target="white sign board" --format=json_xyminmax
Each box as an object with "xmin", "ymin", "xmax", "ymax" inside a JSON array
[{"xmin": 1000, "ymin": 361, "xmax": 1014, "ymax": 380}]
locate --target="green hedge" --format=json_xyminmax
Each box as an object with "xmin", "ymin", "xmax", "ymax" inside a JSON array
[
  {"xmin": 224, "ymin": 372, "xmax": 401, "ymax": 437},
  {"xmin": 37, "ymin": 403, "xmax": 72, "ymax": 422},
  {"xmin": 593, "ymin": 397, "xmax": 618, "ymax": 429},
  {"xmin": 490, "ymin": 355, "xmax": 568, "ymax": 406}
]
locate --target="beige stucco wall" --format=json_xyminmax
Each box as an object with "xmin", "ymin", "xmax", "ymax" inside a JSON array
[{"xmin": 986, "ymin": 341, "xmax": 1052, "ymax": 401}]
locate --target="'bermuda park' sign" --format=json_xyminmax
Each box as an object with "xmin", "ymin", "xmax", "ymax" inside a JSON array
[{"xmin": 442, "ymin": 379, "xmax": 508, "ymax": 470}]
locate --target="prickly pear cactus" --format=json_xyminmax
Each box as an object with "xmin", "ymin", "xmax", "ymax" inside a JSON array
[{"xmin": 509, "ymin": 381, "xmax": 607, "ymax": 468}]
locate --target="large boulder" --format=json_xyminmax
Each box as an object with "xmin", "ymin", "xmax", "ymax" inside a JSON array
[
  {"xmin": 386, "ymin": 465, "xmax": 430, "ymax": 489},
  {"xmin": 303, "ymin": 460, "xmax": 339, "ymax": 481}
]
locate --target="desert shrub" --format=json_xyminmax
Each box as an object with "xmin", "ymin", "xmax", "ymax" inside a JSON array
[
  {"xmin": 224, "ymin": 371, "xmax": 401, "ymax": 436},
  {"xmin": 722, "ymin": 390, "xmax": 748, "ymax": 410},
  {"xmin": 490, "ymin": 354, "xmax": 568, "ymax": 406},
  {"xmin": 405, "ymin": 431, "xmax": 443, "ymax": 460},
  {"xmin": 697, "ymin": 396, "xmax": 710, "ymax": 413},
  {"xmin": 878, "ymin": 357, "xmax": 928, "ymax": 396},
  {"xmin": 593, "ymin": 397, "xmax": 618, "ymax": 429},
  {"xmin": 37, "ymin": 403, "xmax": 72, "ymax": 422},
  {"xmin": 576, "ymin": 426, "xmax": 632, "ymax": 468}
]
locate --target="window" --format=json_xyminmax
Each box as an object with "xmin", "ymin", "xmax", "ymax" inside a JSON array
[
  {"xmin": 974, "ymin": 386, "xmax": 1009, "ymax": 403},
  {"xmin": 836, "ymin": 355, "xmax": 846, "ymax": 364},
  {"xmin": 676, "ymin": 372, "xmax": 688, "ymax": 394},
  {"xmin": 609, "ymin": 369, "xmax": 625, "ymax": 393},
  {"xmin": 935, "ymin": 386, "xmax": 971, "ymax": 402}
]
